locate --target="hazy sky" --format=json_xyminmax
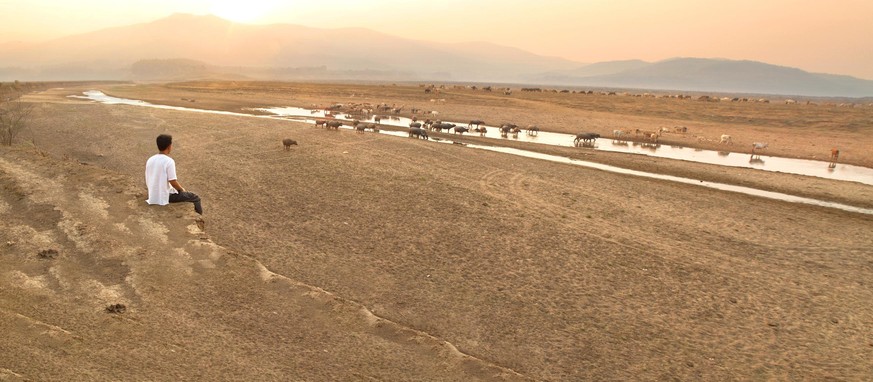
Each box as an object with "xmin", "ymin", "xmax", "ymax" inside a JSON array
[{"xmin": 1, "ymin": 0, "xmax": 871, "ymax": 79}]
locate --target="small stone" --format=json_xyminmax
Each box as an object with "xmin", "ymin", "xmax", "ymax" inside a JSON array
[
  {"xmin": 686, "ymin": 361, "xmax": 694, "ymax": 368},
  {"xmin": 767, "ymin": 322, "xmax": 779, "ymax": 327},
  {"xmin": 831, "ymin": 318, "xmax": 839, "ymax": 324},
  {"xmin": 37, "ymin": 248, "xmax": 59, "ymax": 259},
  {"xmin": 729, "ymin": 297, "xmax": 737, "ymax": 304},
  {"xmin": 106, "ymin": 303, "xmax": 126, "ymax": 314}
]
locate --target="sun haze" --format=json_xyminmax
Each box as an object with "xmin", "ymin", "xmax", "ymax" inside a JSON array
[
  {"xmin": 208, "ymin": 0, "xmax": 278, "ymax": 23},
  {"xmin": 0, "ymin": 0, "xmax": 871, "ymax": 79}
]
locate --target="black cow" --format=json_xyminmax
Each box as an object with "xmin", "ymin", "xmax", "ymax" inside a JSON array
[
  {"xmin": 432, "ymin": 122, "xmax": 455, "ymax": 132},
  {"xmin": 573, "ymin": 132, "xmax": 600, "ymax": 146},
  {"xmin": 526, "ymin": 125, "xmax": 539, "ymax": 136},
  {"xmin": 408, "ymin": 127, "xmax": 429, "ymax": 140},
  {"xmin": 500, "ymin": 123, "xmax": 517, "ymax": 137}
]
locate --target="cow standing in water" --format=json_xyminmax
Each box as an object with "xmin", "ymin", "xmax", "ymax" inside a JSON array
[
  {"xmin": 750, "ymin": 142, "xmax": 768, "ymax": 161},
  {"xmin": 468, "ymin": 119, "xmax": 485, "ymax": 128},
  {"xmin": 574, "ymin": 133, "xmax": 600, "ymax": 147},
  {"xmin": 408, "ymin": 127, "xmax": 429, "ymax": 140},
  {"xmin": 527, "ymin": 125, "xmax": 539, "ymax": 136},
  {"xmin": 751, "ymin": 142, "xmax": 768, "ymax": 153}
]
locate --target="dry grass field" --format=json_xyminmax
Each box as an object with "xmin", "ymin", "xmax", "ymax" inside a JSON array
[{"xmin": 2, "ymin": 82, "xmax": 872, "ymax": 381}]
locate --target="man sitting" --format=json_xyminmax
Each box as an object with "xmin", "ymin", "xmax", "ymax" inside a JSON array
[{"xmin": 145, "ymin": 134, "xmax": 202, "ymax": 215}]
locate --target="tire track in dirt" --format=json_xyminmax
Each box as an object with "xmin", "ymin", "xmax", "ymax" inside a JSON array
[
  {"xmin": 0, "ymin": 368, "xmax": 26, "ymax": 381},
  {"xmin": 472, "ymin": 165, "xmax": 783, "ymax": 299},
  {"xmin": 477, "ymin": 168, "xmax": 674, "ymax": 255},
  {"xmin": 483, "ymin": 163, "xmax": 873, "ymax": 320},
  {"xmin": 1, "ymin": 310, "xmax": 78, "ymax": 338},
  {"xmin": 146, "ymin": 110, "xmax": 167, "ymax": 130},
  {"xmin": 418, "ymin": 148, "xmax": 685, "ymax": 259},
  {"xmin": 252, "ymin": 261, "xmax": 531, "ymax": 381}
]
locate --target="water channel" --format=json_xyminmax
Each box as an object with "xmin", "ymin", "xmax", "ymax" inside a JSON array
[
  {"xmin": 69, "ymin": 90, "xmax": 873, "ymax": 215},
  {"xmin": 257, "ymin": 105, "xmax": 873, "ymax": 187}
]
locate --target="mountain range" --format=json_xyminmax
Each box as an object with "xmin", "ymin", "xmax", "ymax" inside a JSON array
[
  {"xmin": 529, "ymin": 58, "xmax": 873, "ymax": 98},
  {"xmin": 1, "ymin": 13, "xmax": 872, "ymax": 98}
]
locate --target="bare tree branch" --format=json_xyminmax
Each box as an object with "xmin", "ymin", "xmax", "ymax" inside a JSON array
[{"xmin": 0, "ymin": 94, "xmax": 34, "ymax": 146}]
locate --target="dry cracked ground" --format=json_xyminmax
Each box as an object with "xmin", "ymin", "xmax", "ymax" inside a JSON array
[{"xmin": 2, "ymin": 83, "xmax": 872, "ymax": 381}]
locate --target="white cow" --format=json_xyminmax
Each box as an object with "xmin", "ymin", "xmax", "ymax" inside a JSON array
[
  {"xmin": 752, "ymin": 142, "xmax": 769, "ymax": 152},
  {"xmin": 720, "ymin": 134, "xmax": 732, "ymax": 144},
  {"xmin": 613, "ymin": 129, "xmax": 625, "ymax": 139}
]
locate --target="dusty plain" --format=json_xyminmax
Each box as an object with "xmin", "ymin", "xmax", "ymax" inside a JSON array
[{"xmin": 2, "ymin": 81, "xmax": 873, "ymax": 381}]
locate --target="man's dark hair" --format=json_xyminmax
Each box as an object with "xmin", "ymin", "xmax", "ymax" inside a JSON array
[{"xmin": 156, "ymin": 134, "xmax": 172, "ymax": 151}]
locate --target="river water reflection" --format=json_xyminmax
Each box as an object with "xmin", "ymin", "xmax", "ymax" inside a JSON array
[
  {"xmin": 256, "ymin": 105, "xmax": 873, "ymax": 187},
  {"xmin": 69, "ymin": 90, "xmax": 872, "ymax": 214}
]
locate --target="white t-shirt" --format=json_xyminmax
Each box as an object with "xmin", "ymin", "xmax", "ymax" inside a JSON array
[{"xmin": 145, "ymin": 153, "xmax": 178, "ymax": 205}]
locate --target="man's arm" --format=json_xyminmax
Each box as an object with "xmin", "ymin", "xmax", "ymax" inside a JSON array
[{"xmin": 169, "ymin": 179, "xmax": 185, "ymax": 193}]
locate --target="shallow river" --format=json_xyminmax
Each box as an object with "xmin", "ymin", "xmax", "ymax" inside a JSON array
[
  {"xmin": 69, "ymin": 90, "xmax": 873, "ymax": 215},
  {"xmin": 258, "ymin": 105, "xmax": 873, "ymax": 187}
]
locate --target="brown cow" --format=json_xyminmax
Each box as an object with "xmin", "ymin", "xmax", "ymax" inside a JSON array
[
  {"xmin": 829, "ymin": 147, "xmax": 840, "ymax": 168},
  {"xmin": 282, "ymin": 139, "xmax": 297, "ymax": 150},
  {"xmin": 527, "ymin": 125, "xmax": 539, "ymax": 136}
]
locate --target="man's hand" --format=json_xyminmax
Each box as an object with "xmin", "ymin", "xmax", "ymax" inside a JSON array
[{"xmin": 169, "ymin": 179, "xmax": 185, "ymax": 193}]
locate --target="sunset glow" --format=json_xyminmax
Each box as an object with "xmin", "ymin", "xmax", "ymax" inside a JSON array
[
  {"xmin": 1, "ymin": 0, "xmax": 872, "ymax": 79},
  {"xmin": 209, "ymin": 0, "xmax": 277, "ymax": 23}
]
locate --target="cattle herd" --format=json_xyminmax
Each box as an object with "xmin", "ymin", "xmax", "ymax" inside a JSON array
[
  {"xmin": 297, "ymin": 103, "xmax": 775, "ymax": 154},
  {"xmin": 282, "ymin": 87, "xmax": 854, "ymax": 157}
]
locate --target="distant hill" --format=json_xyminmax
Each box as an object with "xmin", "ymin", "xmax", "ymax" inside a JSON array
[
  {"xmin": 546, "ymin": 59, "xmax": 650, "ymax": 78},
  {"xmin": 0, "ymin": 13, "xmax": 579, "ymax": 83},
  {"xmin": 1, "ymin": 14, "xmax": 872, "ymax": 97},
  {"xmin": 529, "ymin": 58, "xmax": 873, "ymax": 97}
]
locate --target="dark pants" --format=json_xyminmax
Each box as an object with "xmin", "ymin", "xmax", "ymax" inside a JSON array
[{"xmin": 169, "ymin": 191, "xmax": 203, "ymax": 215}]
